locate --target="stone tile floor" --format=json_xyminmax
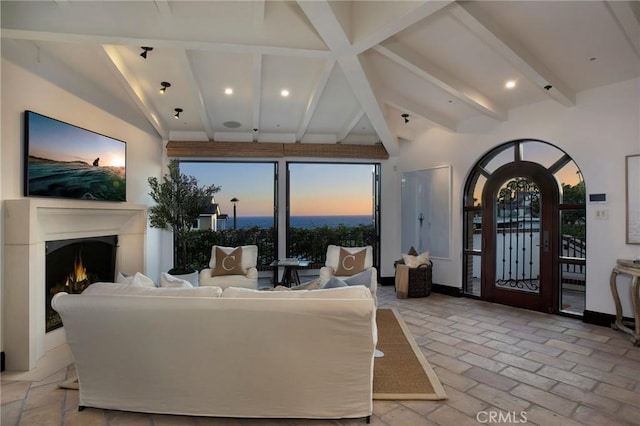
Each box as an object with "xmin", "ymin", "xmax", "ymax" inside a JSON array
[{"xmin": 2, "ymin": 285, "xmax": 639, "ymax": 425}]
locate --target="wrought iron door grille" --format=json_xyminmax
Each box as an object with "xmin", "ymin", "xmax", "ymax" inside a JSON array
[{"xmin": 495, "ymin": 178, "xmax": 540, "ymax": 293}]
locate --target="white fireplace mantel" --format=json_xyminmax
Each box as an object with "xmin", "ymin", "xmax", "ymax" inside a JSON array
[{"xmin": 3, "ymin": 198, "xmax": 147, "ymax": 371}]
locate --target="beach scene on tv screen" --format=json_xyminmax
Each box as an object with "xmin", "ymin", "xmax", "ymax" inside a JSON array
[{"xmin": 26, "ymin": 112, "xmax": 126, "ymax": 201}]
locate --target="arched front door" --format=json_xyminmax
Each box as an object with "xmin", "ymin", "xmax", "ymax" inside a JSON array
[
  {"xmin": 463, "ymin": 140, "xmax": 586, "ymax": 315},
  {"xmin": 481, "ymin": 162, "xmax": 559, "ymax": 313}
]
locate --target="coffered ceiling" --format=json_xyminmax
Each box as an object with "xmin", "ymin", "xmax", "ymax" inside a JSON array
[{"xmin": 2, "ymin": 1, "xmax": 638, "ymax": 157}]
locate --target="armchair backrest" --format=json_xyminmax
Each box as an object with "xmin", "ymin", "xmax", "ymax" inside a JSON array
[{"xmin": 325, "ymin": 245, "xmax": 373, "ymax": 270}]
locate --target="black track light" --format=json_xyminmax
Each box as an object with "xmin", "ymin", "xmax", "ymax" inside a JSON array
[
  {"xmin": 140, "ymin": 46, "xmax": 153, "ymax": 59},
  {"xmin": 160, "ymin": 81, "xmax": 171, "ymax": 94},
  {"xmin": 401, "ymin": 113, "xmax": 409, "ymax": 124},
  {"xmin": 174, "ymin": 108, "xmax": 183, "ymax": 119}
]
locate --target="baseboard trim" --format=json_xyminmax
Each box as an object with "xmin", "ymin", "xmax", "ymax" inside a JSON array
[
  {"xmin": 379, "ymin": 277, "xmax": 462, "ymax": 297},
  {"xmin": 1, "ymin": 351, "xmax": 5, "ymax": 372},
  {"xmin": 380, "ymin": 277, "xmax": 632, "ymax": 328},
  {"xmin": 432, "ymin": 283, "xmax": 463, "ymax": 297},
  {"xmin": 583, "ymin": 310, "xmax": 634, "ymax": 328},
  {"xmin": 379, "ymin": 276, "xmax": 394, "ymax": 286}
]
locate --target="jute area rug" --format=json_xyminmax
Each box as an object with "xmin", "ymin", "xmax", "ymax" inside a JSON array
[
  {"xmin": 373, "ymin": 308, "xmax": 447, "ymax": 400},
  {"xmin": 58, "ymin": 377, "xmax": 79, "ymax": 390}
]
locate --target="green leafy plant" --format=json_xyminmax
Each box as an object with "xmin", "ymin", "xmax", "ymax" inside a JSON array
[{"xmin": 148, "ymin": 159, "xmax": 220, "ymax": 274}]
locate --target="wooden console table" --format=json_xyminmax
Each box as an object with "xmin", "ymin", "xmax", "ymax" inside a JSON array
[{"xmin": 610, "ymin": 259, "xmax": 640, "ymax": 346}]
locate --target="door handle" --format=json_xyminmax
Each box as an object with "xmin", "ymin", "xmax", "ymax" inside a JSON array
[{"xmin": 536, "ymin": 231, "xmax": 550, "ymax": 252}]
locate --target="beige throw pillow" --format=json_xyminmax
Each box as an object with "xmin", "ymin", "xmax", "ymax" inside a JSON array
[
  {"xmin": 159, "ymin": 272, "xmax": 193, "ymax": 288},
  {"xmin": 402, "ymin": 251, "xmax": 430, "ymax": 268},
  {"xmin": 212, "ymin": 246, "xmax": 244, "ymax": 276},
  {"xmin": 291, "ymin": 278, "xmax": 322, "ymax": 290},
  {"xmin": 334, "ymin": 247, "xmax": 366, "ymax": 276}
]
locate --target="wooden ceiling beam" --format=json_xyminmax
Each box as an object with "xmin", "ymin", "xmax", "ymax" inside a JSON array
[{"xmin": 166, "ymin": 141, "xmax": 388, "ymax": 160}]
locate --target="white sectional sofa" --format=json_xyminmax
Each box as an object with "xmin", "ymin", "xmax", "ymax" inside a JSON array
[{"xmin": 52, "ymin": 283, "xmax": 377, "ymax": 421}]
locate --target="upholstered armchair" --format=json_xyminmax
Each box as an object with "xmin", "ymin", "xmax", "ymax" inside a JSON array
[
  {"xmin": 199, "ymin": 245, "xmax": 258, "ymax": 289},
  {"xmin": 320, "ymin": 244, "xmax": 378, "ymax": 304}
]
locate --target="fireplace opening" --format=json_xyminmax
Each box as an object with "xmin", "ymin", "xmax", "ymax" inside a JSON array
[{"xmin": 46, "ymin": 235, "xmax": 117, "ymax": 332}]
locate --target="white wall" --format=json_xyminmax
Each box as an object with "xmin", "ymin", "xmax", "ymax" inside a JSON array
[
  {"xmin": 1, "ymin": 58, "xmax": 163, "ymax": 357},
  {"xmin": 385, "ymin": 77, "xmax": 640, "ymax": 317}
]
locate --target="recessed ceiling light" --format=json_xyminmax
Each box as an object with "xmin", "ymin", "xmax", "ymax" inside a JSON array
[
  {"xmin": 505, "ymin": 80, "xmax": 516, "ymax": 89},
  {"xmin": 224, "ymin": 88, "xmax": 233, "ymax": 95},
  {"xmin": 280, "ymin": 89, "xmax": 290, "ymax": 97}
]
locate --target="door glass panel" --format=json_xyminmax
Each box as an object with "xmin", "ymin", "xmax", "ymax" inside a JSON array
[
  {"xmin": 484, "ymin": 146, "xmax": 514, "ymax": 173},
  {"xmin": 522, "ymin": 141, "xmax": 563, "ymax": 169},
  {"xmin": 560, "ymin": 208, "xmax": 586, "ymax": 314},
  {"xmin": 464, "ymin": 254, "xmax": 481, "ymax": 296},
  {"xmin": 494, "ymin": 177, "xmax": 541, "ymax": 294},
  {"xmin": 558, "ymin": 165, "xmax": 585, "ymax": 314},
  {"xmin": 472, "ymin": 175, "xmax": 486, "ymax": 207},
  {"xmin": 556, "ymin": 161, "xmax": 583, "ymax": 190},
  {"xmin": 463, "ymin": 210, "xmax": 482, "ymax": 250}
]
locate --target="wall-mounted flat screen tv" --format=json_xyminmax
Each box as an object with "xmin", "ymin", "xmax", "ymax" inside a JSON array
[{"xmin": 24, "ymin": 111, "xmax": 126, "ymax": 202}]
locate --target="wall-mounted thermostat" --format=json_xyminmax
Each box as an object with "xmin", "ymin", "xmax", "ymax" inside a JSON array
[{"xmin": 588, "ymin": 193, "xmax": 606, "ymax": 203}]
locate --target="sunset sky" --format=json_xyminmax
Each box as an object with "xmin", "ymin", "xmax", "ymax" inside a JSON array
[
  {"xmin": 180, "ymin": 162, "xmax": 375, "ymax": 217},
  {"xmin": 27, "ymin": 112, "xmax": 126, "ymax": 168}
]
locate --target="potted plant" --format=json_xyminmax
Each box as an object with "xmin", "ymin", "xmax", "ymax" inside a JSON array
[{"xmin": 148, "ymin": 159, "xmax": 220, "ymax": 277}]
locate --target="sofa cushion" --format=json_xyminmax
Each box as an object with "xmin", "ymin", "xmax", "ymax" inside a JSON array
[
  {"xmin": 265, "ymin": 278, "xmax": 322, "ymax": 292},
  {"xmin": 82, "ymin": 282, "xmax": 223, "ymax": 297},
  {"xmin": 213, "ymin": 246, "xmax": 245, "ymax": 276},
  {"xmin": 334, "ymin": 247, "xmax": 367, "ymax": 276},
  {"xmin": 208, "ymin": 245, "xmax": 258, "ymax": 271},
  {"xmin": 291, "ymin": 278, "xmax": 322, "ymax": 290},
  {"xmin": 115, "ymin": 272, "xmax": 133, "ymax": 285},
  {"xmin": 221, "ymin": 286, "xmax": 372, "ymax": 299},
  {"xmin": 159, "ymin": 272, "xmax": 194, "ymax": 288},
  {"xmin": 130, "ymin": 272, "xmax": 157, "ymax": 287},
  {"xmin": 322, "ymin": 277, "xmax": 348, "ymax": 288},
  {"xmin": 344, "ymin": 269, "xmax": 373, "ymax": 287},
  {"xmin": 322, "ymin": 269, "xmax": 372, "ymax": 289}
]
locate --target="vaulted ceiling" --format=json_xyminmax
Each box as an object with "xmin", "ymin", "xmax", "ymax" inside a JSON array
[{"xmin": 2, "ymin": 1, "xmax": 639, "ymax": 157}]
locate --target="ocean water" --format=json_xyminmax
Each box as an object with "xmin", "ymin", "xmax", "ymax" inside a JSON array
[{"xmin": 233, "ymin": 215, "xmax": 373, "ymax": 229}]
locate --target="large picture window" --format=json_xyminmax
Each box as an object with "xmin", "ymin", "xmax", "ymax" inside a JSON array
[
  {"xmin": 179, "ymin": 161, "xmax": 277, "ymax": 268},
  {"xmin": 176, "ymin": 160, "xmax": 381, "ymax": 274},
  {"xmin": 287, "ymin": 162, "xmax": 379, "ymax": 266}
]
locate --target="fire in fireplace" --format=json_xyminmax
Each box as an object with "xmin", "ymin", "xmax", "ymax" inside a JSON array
[{"xmin": 46, "ymin": 235, "xmax": 118, "ymax": 332}]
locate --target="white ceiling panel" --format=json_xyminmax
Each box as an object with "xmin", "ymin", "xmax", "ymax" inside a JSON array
[
  {"xmin": 305, "ymin": 65, "xmax": 361, "ymax": 135},
  {"xmin": 259, "ymin": 54, "xmax": 326, "ymax": 134},
  {"xmin": 189, "ymin": 50, "xmax": 255, "ymax": 133}
]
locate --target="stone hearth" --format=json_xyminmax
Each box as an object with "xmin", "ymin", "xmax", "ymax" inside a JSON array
[{"xmin": 3, "ymin": 198, "xmax": 146, "ymax": 371}]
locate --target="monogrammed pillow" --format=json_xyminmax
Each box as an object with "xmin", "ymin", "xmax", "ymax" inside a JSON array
[
  {"xmin": 212, "ymin": 246, "xmax": 245, "ymax": 276},
  {"xmin": 334, "ymin": 247, "xmax": 367, "ymax": 276},
  {"xmin": 208, "ymin": 245, "xmax": 258, "ymax": 270}
]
